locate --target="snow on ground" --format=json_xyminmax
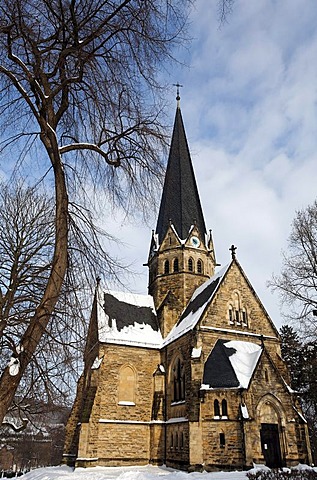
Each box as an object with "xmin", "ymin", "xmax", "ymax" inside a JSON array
[
  {"xmin": 5, "ymin": 464, "xmax": 249, "ymax": 480},
  {"xmin": 6, "ymin": 463, "xmax": 317, "ymax": 480}
]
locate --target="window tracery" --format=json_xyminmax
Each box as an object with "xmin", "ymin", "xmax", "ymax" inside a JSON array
[
  {"xmin": 227, "ymin": 291, "xmax": 249, "ymax": 327},
  {"xmin": 214, "ymin": 398, "xmax": 229, "ymax": 419}
]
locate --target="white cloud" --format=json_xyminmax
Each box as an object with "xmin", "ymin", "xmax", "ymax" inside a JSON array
[{"xmin": 98, "ymin": 0, "xmax": 317, "ymax": 329}]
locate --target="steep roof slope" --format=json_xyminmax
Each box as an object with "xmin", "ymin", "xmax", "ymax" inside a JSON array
[
  {"xmin": 155, "ymin": 105, "xmax": 206, "ymax": 244},
  {"xmin": 202, "ymin": 339, "xmax": 262, "ymax": 389},
  {"xmin": 162, "ymin": 264, "xmax": 230, "ymax": 345},
  {"xmin": 96, "ymin": 289, "xmax": 162, "ymax": 348}
]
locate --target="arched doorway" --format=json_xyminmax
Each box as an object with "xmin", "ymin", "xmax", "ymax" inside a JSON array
[
  {"xmin": 260, "ymin": 423, "xmax": 282, "ymax": 468},
  {"xmin": 257, "ymin": 396, "xmax": 285, "ymax": 468}
]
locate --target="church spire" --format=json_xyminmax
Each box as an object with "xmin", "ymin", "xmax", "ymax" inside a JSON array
[
  {"xmin": 148, "ymin": 91, "xmax": 216, "ymax": 331},
  {"xmin": 155, "ymin": 93, "xmax": 206, "ymax": 244}
]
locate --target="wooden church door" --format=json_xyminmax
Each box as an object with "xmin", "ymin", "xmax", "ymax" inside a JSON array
[{"xmin": 260, "ymin": 423, "xmax": 283, "ymax": 468}]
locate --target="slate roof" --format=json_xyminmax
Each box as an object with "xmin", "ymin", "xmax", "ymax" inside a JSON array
[
  {"xmin": 155, "ymin": 105, "xmax": 207, "ymax": 244},
  {"xmin": 163, "ymin": 264, "xmax": 230, "ymax": 346},
  {"xmin": 96, "ymin": 290, "xmax": 162, "ymax": 348},
  {"xmin": 202, "ymin": 339, "xmax": 262, "ymax": 389}
]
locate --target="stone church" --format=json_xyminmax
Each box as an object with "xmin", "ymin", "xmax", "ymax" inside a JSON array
[{"xmin": 64, "ymin": 96, "xmax": 312, "ymax": 471}]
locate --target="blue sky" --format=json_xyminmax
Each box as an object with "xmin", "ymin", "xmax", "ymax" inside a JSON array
[
  {"xmin": 1, "ymin": 1, "xmax": 316, "ymax": 328},
  {"xmin": 106, "ymin": 0, "xmax": 317, "ymax": 327}
]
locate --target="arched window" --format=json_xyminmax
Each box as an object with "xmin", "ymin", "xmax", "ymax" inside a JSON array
[
  {"xmin": 172, "ymin": 358, "xmax": 185, "ymax": 402},
  {"xmin": 221, "ymin": 399, "xmax": 228, "ymax": 417},
  {"xmin": 173, "ymin": 258, "xmax": 179, "ymax": 272},
  {"xmin": 197, "ymin": 259, "xmax": 203, "ymax": 274},
  {"xmin": 164, "ymin": 260, "xmax": 169, "ymax": 274},
  {"xmin": 228, "ymin": 305, "xmax": 234, "ymax": 323},
  {"xmin": 264, "ymin": 369, "xmax": 269, "ymax": 382},
  {"xmin": 118, "ymin": 365, "xmax": 136, "ymax": 405},
  {"xmin": 214, "ymin": 399, "xmax": 220, "ymax": 417},
  {"xmin": 188, "ymin": 257, "xmax": 194, "ymax": 272},
  {"xmin": 220, "ymin": 432, "xmax": 226, "ymax": 448},
  {"xmin": 242, "ymin": 309, "xmax": 248, "ymax": 325}
]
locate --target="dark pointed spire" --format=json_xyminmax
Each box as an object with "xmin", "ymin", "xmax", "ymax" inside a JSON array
[{"xmin": 155, "ymin": 98, "xmax": 206, "ymax": 243}]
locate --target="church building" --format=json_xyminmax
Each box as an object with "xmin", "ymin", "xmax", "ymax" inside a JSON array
[{"xmin": 64, "ymin": 94, "xmax": 311, "ymax": 471}]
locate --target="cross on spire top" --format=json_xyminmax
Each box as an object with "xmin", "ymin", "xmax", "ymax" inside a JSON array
[{"xmin": 173, "ymin": 82, "xmax": 183, "ymax": 107}]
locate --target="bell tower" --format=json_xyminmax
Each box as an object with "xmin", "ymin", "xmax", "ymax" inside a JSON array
[{"xmin": 148, "ymin": 90, "xmax": 216, "ymax": 337}]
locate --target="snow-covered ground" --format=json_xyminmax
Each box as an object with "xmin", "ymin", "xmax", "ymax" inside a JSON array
[
  {"xmin": 5, "ymin": 463, "xmax": 317, "ymax": 480},
  {"xmin": 3, "ymin": 464, "xmax": 250, "ymax": 480}
]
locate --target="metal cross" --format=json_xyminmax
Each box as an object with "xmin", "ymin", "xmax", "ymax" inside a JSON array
[
  {"xmin": 173, "ymin": 82, "xmax": 183, "ymax": 106},
  {"xmin": 229, "ymin": 244, "xmax": 237, "ymax": 259}
]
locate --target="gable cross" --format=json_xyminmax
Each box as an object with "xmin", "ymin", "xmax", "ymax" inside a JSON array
[{"xmin": 229, "ymin": 244, "xmax": 237, "ymax": 259}]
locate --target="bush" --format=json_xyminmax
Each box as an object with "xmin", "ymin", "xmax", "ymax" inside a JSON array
[{"xmin": 247, "ymin": 468, "xmax": 317, "ymax": 480}]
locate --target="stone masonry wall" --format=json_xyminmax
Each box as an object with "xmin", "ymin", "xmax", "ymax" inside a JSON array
[{"xmin": 76, "ymin": 343, "xmax": 162, "ymax": 466}]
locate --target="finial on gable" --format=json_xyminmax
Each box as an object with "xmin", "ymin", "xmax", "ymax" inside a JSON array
[
  {"xmin": 173, "ymin": 82, "xmax": 183, "ymax": 108},
  {"xmin": 229, "ymin": 244, "xmax": 237, "ymax": 259}
]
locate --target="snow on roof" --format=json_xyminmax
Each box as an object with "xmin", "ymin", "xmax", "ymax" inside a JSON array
[
  {"xmin": 293, "ymin": 406, "xmax": 307, "ymax": 424},
  {"xmin": 191, "ymin": 346, "xmax": 202, "ymax": 359},
  {"xmin": 240, "ymin": 403, "xmax": 250, "ymax": 419},
  {"xmin": 224, "ymin": 340, "xmax": 262, "ymax": 389},
  {"xmin": 163, "ymin": 264, "xmax": 230, "ymax": 346},
  {"xmin": 91, "ymin": 356, "xmax": 103, "ymax": 369},
  {"xmin": 203, "ymin": 339, "xmax": 262, "ymax": 389},
  {"xmin": 97, "ymin": 289, "xmax": 163, "ymax": 348}
]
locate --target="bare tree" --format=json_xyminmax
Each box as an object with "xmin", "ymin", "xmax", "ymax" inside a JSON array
[
  {"xmin": 270, "ymin": 200, "xmax": 317, "ymax": 338},
  {"xmin": 0, "ymin": 0, "xmax": 193, "ymax": 423},
  {"xmin": 218, "ymin": 0, "xmax": 235, "ymax": 24},
  {"xmin": 0, "ymin": 181, "xmax": 92, "ymax": 425}
]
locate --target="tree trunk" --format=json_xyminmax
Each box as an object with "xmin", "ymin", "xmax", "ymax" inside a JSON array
[{"xmin": 0, "ymin": 149, "xmax": 68, "ymax": 424}]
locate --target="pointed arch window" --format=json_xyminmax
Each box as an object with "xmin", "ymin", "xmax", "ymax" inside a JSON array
[
  {"xmin": 264, "ymin": 369, "xmax": 269, "ymax": 382},
  {"xmin": 228, "ymin": 291, "xmax": 249, "ymax": 328},
  {"xmin": 197, "ymin": 259, "xmax": 203, "ymax": 274},
  {"xmin": 228, "ymin": 304, "xmax": 234, "ymax": 323},
  {"xmin": 214, "ymin": 398, "xmax": 228, "ymax": 418},
  {"xmin": 172, "ymin": 357, "xmax": 185, "ymax": 402},
  {"xmin": 222, "ymin": 399, "xmax": 228, "ymax": 417},
  {"xmin": 173, "ymin": 258, "xmax": 179, "ymax": 272},
  {"xmin": 164, "ymin": 260, "xmax": 169, "ymax": 274},
  {"xmin": 118, "ymin": 365, "xmax": 136, "ymax": 405},
  {"xmin": 188, "ymin": 257, "xmax": 194, "ymax": 272}
]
